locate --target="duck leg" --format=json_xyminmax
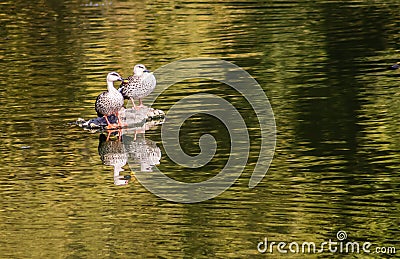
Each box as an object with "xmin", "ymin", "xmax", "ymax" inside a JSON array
[
  {"xmin": 130, "ymin": 97, "xmax": 138, "ymax": 110},
  {"xmin": 104, "ymin": 115, "xmax": 118, "ymax": 129},
  {"xmin": 115, "ymin": 111, "xmax": 127, "ymax": 127},
  {"xmin": 104, "ymin": 115, "xmax": 112, "ymax": 128},
  {"xmin": 117, "ymin": 128, "xmax": 123, "ymax": 141},
  {"xmin": 104, "ymin": 128, "xmax": 122, "ymax": 141},
  {"xmin": 106, "ymin": 130, "xmax": 113, "ymax": 141},
  {"xmin": 138, "ymin": 99, "xmax": 144, "ymax": 108}
]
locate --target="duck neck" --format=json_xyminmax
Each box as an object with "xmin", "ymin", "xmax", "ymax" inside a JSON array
[{"xmin": 107, "ymin": 81, "xmax": 118, "ymax": 93}]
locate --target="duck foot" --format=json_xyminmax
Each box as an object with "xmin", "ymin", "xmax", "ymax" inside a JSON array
[{"xmin": 105, "ymin": 124, "xmax": 120, "ymax": 130}]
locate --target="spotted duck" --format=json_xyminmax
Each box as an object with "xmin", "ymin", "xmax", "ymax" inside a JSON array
[
  {"xmin": 95, "ymin": 72, "xmax": 125, "ymax": 128},
  {"xmin": 118, "ymin": 64, "xmax": 156, "ymax": 109}
]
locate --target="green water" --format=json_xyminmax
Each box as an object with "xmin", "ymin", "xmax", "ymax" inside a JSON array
[{"xmin": 0, "ymin": 0, "xmax": 399, "ymax": 258}]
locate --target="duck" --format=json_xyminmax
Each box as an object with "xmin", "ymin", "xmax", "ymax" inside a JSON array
[
  {"xmin": 389, "ymin": 62, "xmax": 400, "ymax": 70},
  {"xmin": 95, "ymin": 72, "xmax": 125, "ymax": 128},
  {"xmin": 118, "ymin": 64, "xmax": 156, "ymax": 109}
]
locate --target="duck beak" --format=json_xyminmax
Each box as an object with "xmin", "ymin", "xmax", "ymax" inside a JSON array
[{"xmin": 143, "ymin": 69, "xmax": 150, "ymax": 73}]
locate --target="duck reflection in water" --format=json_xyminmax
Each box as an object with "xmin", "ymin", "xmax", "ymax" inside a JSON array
[
  {"xmin": 98, "ymin": 133, "xmax": 131, "ymax": 186},
  {"xmin": 97, "ymin": 129, "xmax": 161, "ymax": 186},
  {"xmin": 124, "ymin": 132, "xmax": 161, "ymax": 173}
]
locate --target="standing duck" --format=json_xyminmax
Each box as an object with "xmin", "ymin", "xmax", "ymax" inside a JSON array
[
  {"xmin": 118, "ymin": 64, "xmax": 156, "ymax": 109},
  {"xmin": 95, "ymin": 72, "xmax": 125, "ymax": 128}
]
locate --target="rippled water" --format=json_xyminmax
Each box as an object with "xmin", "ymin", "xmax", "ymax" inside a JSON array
[{"xmin": 1, "ymin": 0, "xmax": 399, "ymax": 258}]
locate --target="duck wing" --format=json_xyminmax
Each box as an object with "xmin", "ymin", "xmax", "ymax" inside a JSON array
[
  {"xmin": 95, "ymin": 91, "xmax": 108, "ymax": 117},
  {"xmin": 118, "ymin": 75, "xmax": 135, "ymax": 98}
]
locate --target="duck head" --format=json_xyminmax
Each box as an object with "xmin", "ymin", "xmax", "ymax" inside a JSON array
[
  {"xmin": 107, "ymin": 72, "xmax": 124, "ymax": 82},
  {"xmin": 133, "ymin": 64, "xmax": 150, "ymax": 76}
]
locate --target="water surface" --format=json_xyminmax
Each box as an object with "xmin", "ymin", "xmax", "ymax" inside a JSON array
[{"xmin": 0, "ymin": 0, "xmax": 399, "ymax": 258}]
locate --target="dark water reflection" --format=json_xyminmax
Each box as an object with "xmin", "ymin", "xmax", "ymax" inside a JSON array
[{"xmin": 1, "ymin": 0, "xmax": 399, "ymax": 258}]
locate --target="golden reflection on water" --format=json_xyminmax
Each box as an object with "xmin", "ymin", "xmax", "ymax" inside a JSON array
[{"xmin": 0, "ymin": 0, "xmax": 399, "ymax": 257}]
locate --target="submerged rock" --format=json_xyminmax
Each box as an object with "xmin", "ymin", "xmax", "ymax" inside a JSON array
[{"xmin": 73, "ymin": 107, "xmax": 165, "ymax": 131}]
